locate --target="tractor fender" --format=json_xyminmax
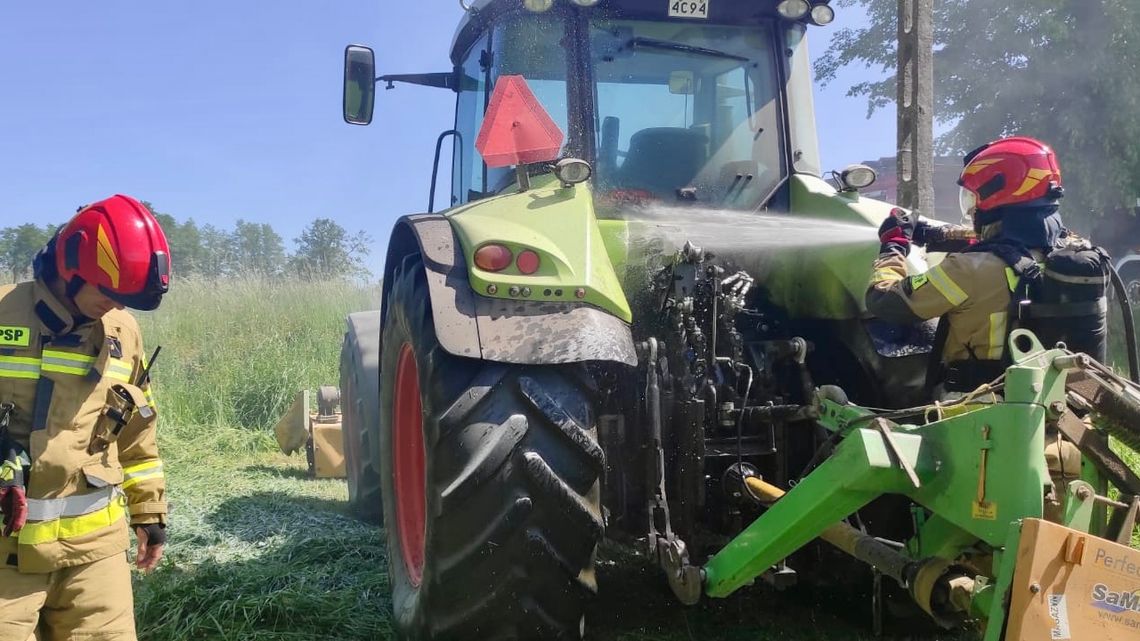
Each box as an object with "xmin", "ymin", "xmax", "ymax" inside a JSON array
[
  {"xmin": 1113, "ymin": 252, "xmax": 1140, "ymax": 275},
  {"xmin": 382, "ymin": 213, "xmax": 637, "ymax": 366}
]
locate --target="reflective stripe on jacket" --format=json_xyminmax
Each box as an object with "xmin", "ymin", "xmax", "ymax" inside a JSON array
[
  {"xmin": 0, "ymin": 280, "xmax": 165, "ymax": 573},
  {"xmin": 865, "ymin": 251, "xmax": 1020, "ymax": 364}
]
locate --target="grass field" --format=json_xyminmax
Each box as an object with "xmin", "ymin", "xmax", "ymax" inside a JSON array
[
  {"xmin": 134, "ymin": 425, "xmax": 972, "ymax": 641},
  {"xmin": 125, "ymin": 277, "xmax": 1136, "ymax": 640},
  {"xmin": 132, "ymin": 278, "xmax": 388, "ymax": 640}
]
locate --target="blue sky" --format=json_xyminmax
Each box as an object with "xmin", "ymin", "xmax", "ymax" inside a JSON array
[{"xmin": 0, "ymin": 1, "xmax": 894, "ymax": 276}]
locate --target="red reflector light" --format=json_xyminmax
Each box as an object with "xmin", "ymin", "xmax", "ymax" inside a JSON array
[
  {"xmin": 516, "ymin": 250, "xmax": 540, "ymax": 275},
  {"xmin": 474, "ymin": 244, "xmax": 513, "ymax": 272}
]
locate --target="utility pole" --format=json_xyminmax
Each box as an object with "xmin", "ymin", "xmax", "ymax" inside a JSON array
[{"xmin": 896, "ymin": 0, "xmax": 934, "ymax": 214}]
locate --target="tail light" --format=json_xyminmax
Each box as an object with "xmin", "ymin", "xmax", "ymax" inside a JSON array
[
  {"xmin": 516, "ymin": 250, "xmax": 541, "ymax": 275},
  {"xmin": 474, "ymin": 244, "xmax": 513, "ymax": 272}
]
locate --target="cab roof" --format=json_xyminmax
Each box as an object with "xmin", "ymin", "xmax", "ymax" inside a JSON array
[{"xmin": 450, "ymin": 0, "xmax": 798, "ymax": 64}]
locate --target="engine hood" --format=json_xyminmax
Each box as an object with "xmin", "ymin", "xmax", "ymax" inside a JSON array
[{"xmin": 601, "ymin": 174, "xmax": 932, "ymax": 321}]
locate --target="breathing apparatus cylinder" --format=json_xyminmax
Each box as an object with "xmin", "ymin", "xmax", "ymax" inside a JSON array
[
  {"xmin": 1022, "ymin": 244, "xmax": 1110, "ymax": 364},
  {"xmin": 912, "ymin": 209, "xmax": 1122, "ymax": 379}
]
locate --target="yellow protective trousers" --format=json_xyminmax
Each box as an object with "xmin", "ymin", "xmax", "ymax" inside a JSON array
[{"xmin": 0, "ymin": 553, "xmax": 136, "ymax": 641}]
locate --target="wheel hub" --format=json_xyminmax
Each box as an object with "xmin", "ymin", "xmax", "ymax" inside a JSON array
[
  {"xmin": 1127, "ymin": 279, "xmax": 1140, "ymax": 306},
  {"xmin": 393, "ymin": 343, "xmax": 427, "ymax": 587}
]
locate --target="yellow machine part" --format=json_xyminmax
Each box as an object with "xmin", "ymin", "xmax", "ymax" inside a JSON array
[
  {"xmin": 1006, "ymin": 518, "xmax": 1140, "ymax": 638},
  {"xmin": 274, "ymin": 389, "xmax": 347, "ymax": 479},
  {"xmin": 274, "ymin": 390, "xmax": 310, "ymax": 456},
  {"xmin": 308, "ymin": 419, "xmax": 346, "ymax": 479}
]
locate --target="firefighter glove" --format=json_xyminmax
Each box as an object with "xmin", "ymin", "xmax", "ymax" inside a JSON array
[
  {"xmin": 135, "ymin": 523, "xmax": 167, "ymax": 546},
  {"xmin": 878, "ymin": 210, "xmax": 916, "ymax": 256},
  {"xmin": 0, "ymin": 440, "xmax": 30, "ymax": 537}
]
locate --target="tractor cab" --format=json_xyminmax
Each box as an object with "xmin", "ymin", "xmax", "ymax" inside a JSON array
[{"xmin": 345, "ymin": 0, "xmax": 834, "ymax": 213}]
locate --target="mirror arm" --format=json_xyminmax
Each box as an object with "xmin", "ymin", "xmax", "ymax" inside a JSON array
[{"xmin": 377, "ymin": 72, "xmax": 459, "ymax": 92}]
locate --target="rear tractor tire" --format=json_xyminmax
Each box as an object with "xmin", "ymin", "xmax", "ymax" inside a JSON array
[
  {"xmin": 380, "ymin": 255, "xmax": 604, "ymax": 640},
  {"xmin": 341, "ymin": 311, "xmax": 384, "ymax": 524}
]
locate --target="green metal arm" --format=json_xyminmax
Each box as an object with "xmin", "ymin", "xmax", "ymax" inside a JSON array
[
  {"xmin": 704, "ymin": 331, "xmax": 1071, "ymax": 617},
  {"xmin": 704, "ymin": 426, "xmax": 914, "ymax": 596}
]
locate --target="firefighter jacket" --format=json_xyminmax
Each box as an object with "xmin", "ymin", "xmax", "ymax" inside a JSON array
[
  {"xmin": 866, "ymin": 250, "xmax": 1026, "ymax": 388},
  {"xmin": 0, "ymin": 279, "xmax": 165, "ymax": 574}
]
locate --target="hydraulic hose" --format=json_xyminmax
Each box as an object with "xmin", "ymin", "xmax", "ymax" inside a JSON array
[{"xmin": 1107, "ymin": 264, "xmax": 1140, "ymax": 383}]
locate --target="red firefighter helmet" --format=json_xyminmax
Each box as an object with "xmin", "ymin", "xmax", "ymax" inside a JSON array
[
  {"xmin": 54, "ymin": 194, "xmax": 171, "ymax": 311},
  {"xmin": 957, "ymin": 136, "xmax": 1063, "ymax": 220}
]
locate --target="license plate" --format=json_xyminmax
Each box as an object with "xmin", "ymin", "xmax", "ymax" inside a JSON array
[{"xmin": 668, "ymin": 1, "xmax": 709, "ymax": 19}]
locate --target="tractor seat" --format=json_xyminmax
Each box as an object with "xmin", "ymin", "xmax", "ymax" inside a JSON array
[{"xmin": 616, "ymin": 127, "xmax": 709, "ymax": 195}]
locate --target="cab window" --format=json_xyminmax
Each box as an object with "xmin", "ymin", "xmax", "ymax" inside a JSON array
[{"xmin": 452, "ymin": 33, "xmax": 490, "ymax": 206}]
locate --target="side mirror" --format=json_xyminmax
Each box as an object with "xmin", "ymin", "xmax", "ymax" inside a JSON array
[{"xmin": 343, "ymin": 45, "xmax": 376, "ymax": 125}]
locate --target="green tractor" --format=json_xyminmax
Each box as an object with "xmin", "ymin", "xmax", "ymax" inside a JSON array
[{"xmin": 338, "ymin": 1, "xmax": 1140, "ymax": 639}]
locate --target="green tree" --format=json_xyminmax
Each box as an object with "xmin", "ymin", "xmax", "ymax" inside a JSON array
[
  {"xmin": 171, "ymin": 219, "xmax": 209, "ymax": 277},
  {"xmin": 144, "ymin": 202, "xmax": 208, "ymax": 278},
  {"xmin": 199, "ymin": 223, "xmax": 237, "ymax": 278},
  {"xmin": 0, "ymin": 224, "xmax": 54, "ymax": 282},
  {"xmin": 288, "ymin": 218, "xmax": 372, "ymax": 280},
  {"xmin": 232, "ymin": 220, "xmax": 286, "ymax": 278},
  {"xmin": 815, "ymin": 0, "xmax": 1140, "ymax": 226},
  {"xmin": 138, "ymin": 203, "xmax": 293, "ymax": 279}
]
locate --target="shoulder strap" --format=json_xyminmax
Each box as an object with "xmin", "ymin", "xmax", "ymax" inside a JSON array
[{"xmin": 974, "ymin": 241, "xmax": 1042, "ymax": 280}]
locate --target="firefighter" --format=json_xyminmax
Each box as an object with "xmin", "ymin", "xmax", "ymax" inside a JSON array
[
  {"xmin": 866, "ymin": 136, "xmax": 1104, "ymax": 520},
  {"xmin": 0, "ymin": 195, "xmax": 171, "ymax": 641},
  {"xmin": 866, "ymin": 136, "xmax": 1076, "ymax": 395}
]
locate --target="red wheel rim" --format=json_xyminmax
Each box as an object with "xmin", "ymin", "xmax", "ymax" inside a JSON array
[{"xmin": 393, "ymin": 343, "xmax": 426, "ymax": 587}]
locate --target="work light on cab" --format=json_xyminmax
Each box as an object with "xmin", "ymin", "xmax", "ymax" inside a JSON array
[
  {"xmin": 523, "ymin": 0, "xmax": 554, "ymax": 12},
  {"xmin": 840, "ymin": 164, "xmax": 877, "ymax": 191},
  {"xmin": 474, "ymin": 244, "xmax": 513, "ymax": 272},
  {"xmin": 516, "ymin": 250, "xmax": 541, "ymax": 275},
  {"xmin": 554, "ymin": 158, "xmax": 592, "ymax": 187},
  {"xmin": 810, "ymin": 4, "xmax": 835, "ymax": 25},
  {"xmin": 776, "ymin": 0, "xmax": 811, "ymax": 20}
]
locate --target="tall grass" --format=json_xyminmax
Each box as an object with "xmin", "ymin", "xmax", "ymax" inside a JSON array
[
  {"xmin": 131, "ymin": 277, "xmax": 388, "ymax": 640},
  {"xmin": 136, "ymin": 277, "xmax": 379, "ymax": 434}
]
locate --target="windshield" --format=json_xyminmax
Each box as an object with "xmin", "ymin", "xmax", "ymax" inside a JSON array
[{"xmin": 589, "ymin": 19, "xmax": 784, "ymax": 210}]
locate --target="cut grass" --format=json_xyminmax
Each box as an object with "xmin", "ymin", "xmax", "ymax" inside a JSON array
[
  {"xmin": 133, "ymin": 429, "xmax": 391, "ymax": 641},
  {"xmin": 135, "ymin": 432, "xmax": 968, "ymax": 641}
]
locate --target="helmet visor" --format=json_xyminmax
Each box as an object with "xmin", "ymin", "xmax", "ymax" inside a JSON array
[
  {"xmin": 99, "ymin": 251, "xmax": 170, "ymax": 311},
  {"xmin": 102, "ymin": 287, "xmax": 165, "ymax": 311},
  {"xmin": 959, "ymin": 187, "xmax": 978, "ymax": 222}
]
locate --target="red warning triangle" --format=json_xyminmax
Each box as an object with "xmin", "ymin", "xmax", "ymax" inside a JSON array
[{"xmin": 475, "ymin": 75, "xmax": 565, "ymax": 169}]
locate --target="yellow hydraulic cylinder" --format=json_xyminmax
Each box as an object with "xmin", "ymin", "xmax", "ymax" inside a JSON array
[{"xmin": 744, "ymin": 477, "xmax": 911, "ymax": 583}]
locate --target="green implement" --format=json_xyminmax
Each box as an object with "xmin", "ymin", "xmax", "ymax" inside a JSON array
[{"xmin": 703, "ymin": 330, "xmax": 1140, "ymax": 638}]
